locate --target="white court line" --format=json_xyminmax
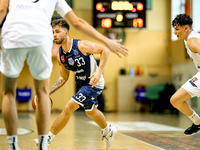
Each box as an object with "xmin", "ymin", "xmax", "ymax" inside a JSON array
[
  {"xmin": 89, "ymin": 121, "xmax": 182, "ymax": 150},
  {"xmin": 89, "ymin": 121, "xmax": 184, "ymax": 131},
  {"xmin": 0, "ymin": 128, "xmax": 34, "ymax": 135}
]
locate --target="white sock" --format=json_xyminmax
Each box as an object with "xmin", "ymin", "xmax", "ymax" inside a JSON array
[
  {"xmin": 7, "ymin": 135, "xmax": 19, "ymax": 150},
  {"xmin": 38, "ymin": 135, "xmax": 48, "ymax": 150},
  {"xmin": 188, "ymin": 111, "xmax": 200, "ymax": 125},
  {"xmin": 102, "ymin": 124, "xmax": 110, "ymax": 134},
  {"xmin": 48, "ymin": 131, "xmax": 55, "ymax": 141}
]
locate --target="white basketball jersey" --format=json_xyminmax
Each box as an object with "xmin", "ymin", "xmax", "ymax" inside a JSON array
[
  {"xmin": 184, "ymin": 31, "xmax": 200, "ymax": 72},
  {"xmin": 1, "ymin": 0, "xmax": 71, "ymax": 49}
]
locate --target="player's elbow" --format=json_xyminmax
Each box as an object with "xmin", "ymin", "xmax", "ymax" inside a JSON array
[{"xmin": 104, "ymin": 47, "xmax": 110, "ymax": 56}]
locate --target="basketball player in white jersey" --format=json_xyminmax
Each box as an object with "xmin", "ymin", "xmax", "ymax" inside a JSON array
[
  {"xmin": 0, "ymin": 0, "xmax": 73, "ymax": 150},
  {"xmin": 171, "ymin": 14, "xmax": 200, "ymax": 136},
  {"xmin": 0, "ymin": 0, "xmax": 128, "ymax": 150}
]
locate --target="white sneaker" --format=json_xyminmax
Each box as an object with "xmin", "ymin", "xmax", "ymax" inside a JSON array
[
  {"xmin": 34, "ymin": 139, "xmax": 39, "ymax": 146},
  {"xmin": 102, "ymin": 125, "xmax": 118, "ymax": 149},
  {"xmin": 34, "ymin": 135, "xmax": 51, "ymax": 146}
]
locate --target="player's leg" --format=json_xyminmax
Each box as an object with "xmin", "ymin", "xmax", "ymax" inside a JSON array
[
  {"xmin": 85, "ymin": 106, "xmax": 107, "ymax": 128},
  {"xmin": 34, "ymin": 99, "xmax": 80, "ymax": 146},
  {"xmin": 32, "ymin": 78, "xmax": 51, "ymax": 149},
  {"xmin": 27, "ymin": 38, "xmax": 53, "ymax": 150},
  {"xmin": 2, "ymin": 75, "xmax": 20, "ymax": 150},
  {"xmin": 2, "ymin": 76, "xmax": 18, "ymax": 135},
  {"xmin": 1, "ymin": 47, "xmax": 27, "ymax": 150},
  {"xmin": 34, "ymin": 78, "xmax": 51, "ymax": 134},
  {"xmin": 170, "ymin": 79, "xmax": 200, "ymax": 136},
  {"xmin": 170, "ymin": 87, "xmax": 193, "ymax": 116},
  {"xmin": 85, "ymin": 106, "xmax": 117, "ymax": 149},
  {"xmin": 34, "ymin": 78, "xmax": 52, "ymax": 150},
  {"xmin": 50, "ymin": 99, "xmax": 80, "ymax": 135},
  {"xmin": 77, "ymin": 85, "xmax": 117, "ymax": 149}
]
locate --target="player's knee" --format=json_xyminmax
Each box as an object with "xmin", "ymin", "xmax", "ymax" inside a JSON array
[
  {"xmin": 63, "ymin": 105, "xmax": 74, "ymax": 115},
  {"xmin": 85, "ymin": 109, "xmax": 96, "ymax": 117},
  {"xmin": 170, "ymin": 95, "xmax": 179, "ymax": 107},
  {"xmin": 4, "ymin": 83, "xmax": 15, "ymax": 95},
  {"xmin": 3, "ymin": 91, "xmax": 15, "ymax": 98},
  {"xmin": 3, "ymin": 77, "xmax": 17, "ymax": 95},
  {"xmin": 35, "ymin": 86, "xmax": 49, "ymax": 99},
  {"xmin": 4, "ymin": 88, "xmax": 15, "ymax": 95},
  {"xmin": 34, "ymin": 79, "xmax": 49, "ymax": 96}
]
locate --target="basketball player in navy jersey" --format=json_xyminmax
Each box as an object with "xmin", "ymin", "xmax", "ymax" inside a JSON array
[{"xmin": 35, "ymin": 18, "xmax": 117, "ymax": 149}]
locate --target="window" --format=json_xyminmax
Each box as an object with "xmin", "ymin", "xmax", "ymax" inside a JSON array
[
  {"xmin": 171, "ymin": 0, "xmax": 185, "ymax": 41},
  {"xmin": 192, "ymin": 0, "xmax": 200, "ymax": 32}
]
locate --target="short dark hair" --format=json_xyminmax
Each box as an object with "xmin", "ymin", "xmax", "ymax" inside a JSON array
[
  {"xmin": 51, "ymin": 18, "xmax": 70, "ymax": 31},
  {"xmin": 172, "ymin": 14, "xmax": 193, "ymax": 28}
]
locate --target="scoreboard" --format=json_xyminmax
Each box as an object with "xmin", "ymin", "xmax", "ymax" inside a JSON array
[{"xmin": 93, "ymin": 0, "xmax": 146, "ymax": 28}]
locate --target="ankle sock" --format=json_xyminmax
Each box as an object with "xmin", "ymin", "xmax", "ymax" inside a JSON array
[
  {"xmin": 48, "ymin": 131, "xmax": 55, "ymax": 141},
  {"xmin": 102, "ymin": 124, "xmax": 110, "ymax": 134},
  {"xmin": 7, "ymin": 135, "xmax": 19, "ymax": 150},
  {"xmin": 188, "ymin": 111, "xmax": 200, "ymax": 125},
  {"xmin": 38, "ymin": 135, "xmax": 48, "ymax": 150}
]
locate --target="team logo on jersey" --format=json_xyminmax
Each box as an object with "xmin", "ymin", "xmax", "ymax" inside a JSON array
[
  {"xmin": 192, "ymin": 77, "xmax": 198, "ymax": 82},
  {"xmin": 73, "ymin": 50, "xmax": 79, "ymax": 55},
  {"xmin": 189, "ymin": 79, "xmax": 197, "ymax": 87},
  {"xmin": 61, "ymin": 55, "xmax": 65, "ymax": 62},
  {"xmin": 68, "ymin": 58, "xmax": 74, "ymax": 66}
]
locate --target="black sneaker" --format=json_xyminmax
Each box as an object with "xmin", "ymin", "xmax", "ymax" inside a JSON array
[{"xmin": 184, "ymin": 123, "xmax": 200, "ymax": 136}]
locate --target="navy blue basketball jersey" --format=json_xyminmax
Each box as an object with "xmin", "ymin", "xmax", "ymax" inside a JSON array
[{"xmin": 59, "ymin": 39, "xmax": 104, "ymax": 89}]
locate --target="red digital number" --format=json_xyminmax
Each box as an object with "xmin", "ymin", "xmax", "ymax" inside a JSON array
[{"xmin": 133, "ymin": 18, "xmax": 143, "ymax": 28}]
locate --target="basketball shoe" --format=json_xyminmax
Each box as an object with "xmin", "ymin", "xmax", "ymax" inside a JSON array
[
  {"xmin": 184, "ymin": 123, "xmax": 200, "ymax": 136},
  {"xmin": 34, "ymin": 135, "xmax": 51, "ymax": 146},
  {"xmin": 102, "ymin": 125, "xmax": 117, "ymax": 149}
]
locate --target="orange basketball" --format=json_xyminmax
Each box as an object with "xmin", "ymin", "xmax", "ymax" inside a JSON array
[{"xmin": 32, "ymin": 95, "xmax": 53, "ymax": 111}]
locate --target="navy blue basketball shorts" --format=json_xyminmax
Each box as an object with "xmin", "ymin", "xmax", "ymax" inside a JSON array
[{"xmin": 72, "ymin": 85, "xmax": 103, "ymax": 111}]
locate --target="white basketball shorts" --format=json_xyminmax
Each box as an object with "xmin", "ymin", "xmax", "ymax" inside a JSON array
[
  {"xmin": 1, "ymin": 38, "xmax": 53, "ymax": 80},
  {"xmin": 182, "ymin": 72, "xmax": 200, "ymax": 97}
]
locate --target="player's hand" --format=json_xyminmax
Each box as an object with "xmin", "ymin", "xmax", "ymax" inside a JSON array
[
  {"xmin": 106, "ymin": 39, "xmax": 129, "ymax": 58},
  {"xmin": 89, "ymin": 72, "xmax": 101, "ymax": 87}
]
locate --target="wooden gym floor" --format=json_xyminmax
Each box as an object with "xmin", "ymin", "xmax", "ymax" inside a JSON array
[{"xmin": 0, "ymin": 111, "xmax": 199, "ymax": 150}]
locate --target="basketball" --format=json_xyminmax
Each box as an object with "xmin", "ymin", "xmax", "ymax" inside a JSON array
[{"xmin": 32, "ymin": 95, "xmax": 53, "ymax": 111}]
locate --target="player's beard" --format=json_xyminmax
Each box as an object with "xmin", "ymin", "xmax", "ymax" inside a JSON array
[{"xmin": 55, "ymin": 37, "xmax": 64, "ymax": 45}]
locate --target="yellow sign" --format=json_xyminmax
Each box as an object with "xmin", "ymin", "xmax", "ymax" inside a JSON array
[{"xmin": 111, "ymin": 1, "xmax": 133, "ymax": 11}]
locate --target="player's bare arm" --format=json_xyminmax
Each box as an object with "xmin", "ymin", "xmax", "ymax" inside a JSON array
[
  {"xmin": 78, "ymin": 40, "xmax": 109, "ymax": 87},
  {"xmin": 49, "ymin": 76, "xmax": 66, "ymax": 95},
  {"xmin": 0, "ymin": 0, "xmax": 8, "ymax": 24},
  {"xmin": 49, "ymin": 54, "xmax": 70, "ymax": 95},
  {"xmin": 187, "ymin": 38, "xmax": 200, "ymax": 54},
  {"xmin": 64, "ymin": 11, "xmax": 128, "ymax": 58}
]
